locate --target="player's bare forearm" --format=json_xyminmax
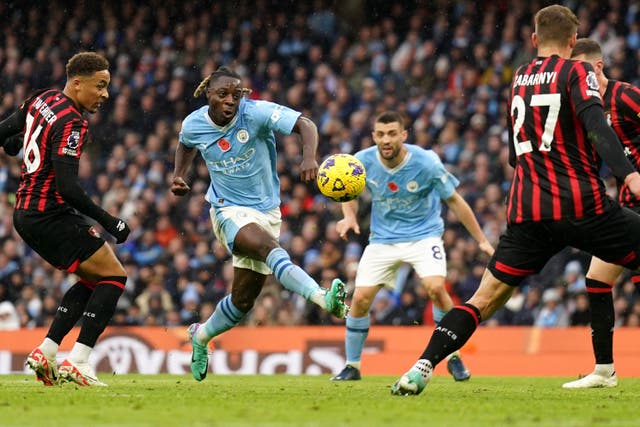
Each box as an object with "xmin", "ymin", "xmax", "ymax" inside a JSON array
[
  {"xmin": 341, "ymin": 199, "xmax": 358, "ymax": 220},
  {"xmin": 173, "ymin": 143, "xmax": 197, "ymax": 177},
  {"xmin": 337, "ymin": 200, "xmax": 359, "ymax": 239},
  {"xmin": 293, "ymin": 116, "xmax": 319, "ymax": 182},
  {"xmin": 171, "ymin": 143, "xmax": 197, "ymax": 196},
  {"xmin": 446, "ymin": 192, "xmax": 494, "ymax": 255}
]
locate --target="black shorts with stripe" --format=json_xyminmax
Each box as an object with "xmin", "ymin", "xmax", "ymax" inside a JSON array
[
  {"xmin": 13, "ymin": 207, "xmax": 105, "ymax": 273},
  {"xmin": 489, "ymin": 203, "xmax": 640, "ymax": 286}
]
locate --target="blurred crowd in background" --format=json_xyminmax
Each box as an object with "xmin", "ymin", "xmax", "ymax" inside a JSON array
[{"xmin": 1, "ymin": 0, "xmax": 640, "ymax": 331}]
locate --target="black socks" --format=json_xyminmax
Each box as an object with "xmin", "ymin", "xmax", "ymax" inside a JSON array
[
  {"xmin": 76, "ymin": 277, "xmax": 126, "ymax": 348},
  {"xmin": 46, "ymin": 281, "xmax": 95, "ymax": 344},
  {"xmin": 420, "ymin": 303, "xmax": 481, "ymax": 366},
  {"xmin": 585, "ymin": 278, "xmax": 614, "ymax": 364}
]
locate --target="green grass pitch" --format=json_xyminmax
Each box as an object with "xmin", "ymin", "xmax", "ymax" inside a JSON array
[{"xmin": 1, "ymin": 374, "xmax": 639, "ymax": 427}]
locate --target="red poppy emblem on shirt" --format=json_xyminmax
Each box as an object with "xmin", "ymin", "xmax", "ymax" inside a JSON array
[
  {"xmin": 218, "ymin": 138, "xmax": 231, "ymax": 152},
  {"xmin": 387, "ymin": 182, "xmax": 399, "ymax": 192}
]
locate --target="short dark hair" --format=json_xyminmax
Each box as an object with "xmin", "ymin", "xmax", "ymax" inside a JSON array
[
  {"xmin": 66, "ymin": 52, "xmax": 109, "ymax": 78},
  {"xmin": 375, "ymin": 111, "xmax": 406, "ymax": 129},
  {"xmin": 534, "ymin": 5, "xmax": 579, "ymax": 47},
  {"xmin": 571, "ymin": 38, "xmax": 602, "ymax": 59}
]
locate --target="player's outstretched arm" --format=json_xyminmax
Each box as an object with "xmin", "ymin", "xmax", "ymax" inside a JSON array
[
  {"xmin": 336, "ymin": 200, "xmax": 360, "ymax": 240},
  {"xmin": 171, "ymin": 143, "xmax": 197, "ymax": 196},
  {"xmin": 445, "ymin": 192, "xmax": 494, "ymax": 256},
  {"xmin": 292, "ymin": 116, "xmax": 319, "ymax": 183},
  {"xmin": 53, "ymin": 159, "xmax": 130, "ymax": 243}
]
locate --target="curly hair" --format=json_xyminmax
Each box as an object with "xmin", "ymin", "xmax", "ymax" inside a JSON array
[{"xmin": 65, "ymin": 52, "xmax": 109, "ymax": 78}]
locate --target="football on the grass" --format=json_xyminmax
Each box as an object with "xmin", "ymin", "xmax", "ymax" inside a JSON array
[{"xmin": 316, "ymin": 153, "xmax": 366, "ymax": 202}]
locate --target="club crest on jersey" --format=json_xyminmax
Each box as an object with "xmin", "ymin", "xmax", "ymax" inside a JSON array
[
  {"xmin": 406, "ymin": 181, "xmax": 418, "ymax": 192},
  {"xmin": 218, "ymin": 138, "xmax": 231, "ymax": 152},
  {"xmin": 236, "ymin": 129, "xmax": 249, "ymax": 143}
]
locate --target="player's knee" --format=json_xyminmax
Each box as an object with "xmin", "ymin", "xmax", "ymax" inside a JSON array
[
  {"xmin": 424, "ymin": 282, "xmax": 446, "ymax": 299},
  {"xmin": 350, "ymin": 295, "xmax": 373, "ymax": 317}
]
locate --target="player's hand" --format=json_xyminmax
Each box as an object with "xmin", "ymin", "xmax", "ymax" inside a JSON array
[
  {"xmin": 171, "ymin": 176, "xmax": 190, "ymax": 196},
  {"xmin": 336, "ymin": 217, "xmax": 360, "ymax": 240},
  {"xmin": 625, "ymin": 172, "xmax": 640, "ymax": 198},
  {"xmin": 103, "ymin": 216, "xmax": 131, "ymax": 244},
  {"xmin": 2, "ymin": 133, "xmax": 23, "ymax": 156},
  {"xmin": 478, "ymin": 240, "xmax": 495, "ymax": 256},
  {"xmin": 299, "ymin": 159, "xmax": 318, "ymax": 183}
]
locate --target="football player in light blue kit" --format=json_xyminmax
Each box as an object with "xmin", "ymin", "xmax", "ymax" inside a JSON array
[
  {"xmin": 171, "ymin": 67, "xmax": 348, "ymax": 381},
  {"xmin": 331, "ymin": 111, "xmax": 494, "ymax": 381}
]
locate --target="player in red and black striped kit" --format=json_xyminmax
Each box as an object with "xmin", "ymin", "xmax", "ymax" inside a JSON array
[
  {"xmin": 561, "ymin": 38, "xmax": 640, "ymax": 388},
  {"xmin": 392, "ymin": 5, "xmax": 640, "ymax": 395},
  {"xmin": 0, "ymin": 52, "xmax": 130, "ymax": 386}
]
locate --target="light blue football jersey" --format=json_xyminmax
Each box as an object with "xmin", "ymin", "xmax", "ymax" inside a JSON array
[
  {"xmin": 355, "ymin": 144, "xmax": 459, "ymax": 244},
  {"xmin": 179, "ymin": 98, "xmax": 301, "ymax": 211}
]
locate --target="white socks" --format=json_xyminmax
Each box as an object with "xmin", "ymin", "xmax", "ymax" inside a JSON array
[
  {"xmin": 594, "ymin": 363, "xmax": 615, "ymax": 376},
  {"xmin": 310, "ymin": 289, "xmax": 327, "ymax": 309},
  {"xmin": 40, "ymin": 338, "xmax": 59, "ymax": 358},
  {"xmin": 68, "ymin": 342, "xmax": 92, "ymax": 364}
]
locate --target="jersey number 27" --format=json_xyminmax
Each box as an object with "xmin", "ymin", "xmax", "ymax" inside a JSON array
[{"xmin": 511, "ymin": 93, "xmax": 561, "ymax": 155}]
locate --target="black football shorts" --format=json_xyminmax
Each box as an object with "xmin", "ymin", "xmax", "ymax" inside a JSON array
[
  {"xmin": 13, "ymin": 207, "xmax": 105, "ymax": 273},
  {"xmin": 489, "ymin": 204, "xmax": 640, "ymax": 286}
]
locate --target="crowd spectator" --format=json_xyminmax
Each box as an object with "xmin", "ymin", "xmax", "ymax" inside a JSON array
[{"xmin": 1, "ymin": 0, "xmax": 639, "ymax": 328}]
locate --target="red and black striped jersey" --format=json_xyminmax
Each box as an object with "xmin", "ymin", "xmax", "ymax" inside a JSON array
[
  {"xmin": 506, "ymin": 55, "xmax": 609, "ymax": 223},
  {"xmin": 603, "ymin": 80, "xmax": 640, "ymax": 208},
  {"xmin": 14, "ymin": 89, "xmax": 88, "ymax": 212}
]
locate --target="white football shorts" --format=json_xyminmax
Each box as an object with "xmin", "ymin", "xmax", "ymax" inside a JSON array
[
  {"xmin": 209, "ymin": 205, "xmax": 281, "ymax": 275},
  {"xmin": 355, "ymin": 237, "xmax": 447, "ymax": 289}
]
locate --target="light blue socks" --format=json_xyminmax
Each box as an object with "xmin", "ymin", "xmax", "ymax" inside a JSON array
[
  {"xmin": 345, "ymin": 315, "xmax": 370, "ymax": 367},
  {"xmin": 266, "ymin": 248, "xmax": 319, "ymax": 299}
]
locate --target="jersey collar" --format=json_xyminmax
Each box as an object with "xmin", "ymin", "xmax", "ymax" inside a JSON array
[
  {"xmin": 203, "ymin": 108, "xmax": 239, "ymax": 132},
  {"xmin": 376, "ymin": 148, "xmax": 412, "ymax": 173}
]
